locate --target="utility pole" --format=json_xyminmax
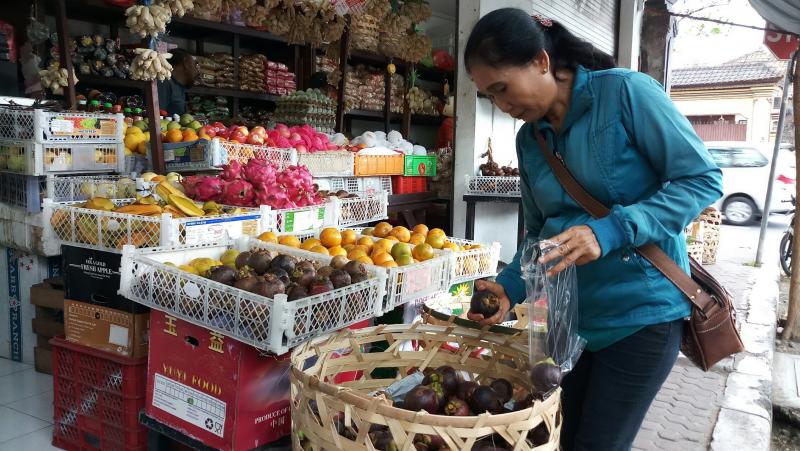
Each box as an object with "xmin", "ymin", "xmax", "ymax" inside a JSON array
[{"xmin": 782, "ymin": 52, "xmax": 800, "ymax": 340}]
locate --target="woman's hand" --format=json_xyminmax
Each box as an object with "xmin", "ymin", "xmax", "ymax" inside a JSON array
[
  {"xmin": 467, "ymin": 279, "xmax": 511, "ymax": 326},
  {"xmin": 539, "ymin": 225, "xmax": 602, "ymax": 277}
]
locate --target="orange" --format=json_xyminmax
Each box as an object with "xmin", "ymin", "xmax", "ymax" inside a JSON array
[
  {"xmin": 348, "ymin": 249, "xmax": 368, "ymax": 260},
  {"xmin": 442, "ymin": 241, "xmax": 460, "ymax": 252},
  {"xmin": 352, "ymin": 244, "xmax": 371, "ymax": 255},
  {"xmin": 182, "ymin": 129, "xmax": 198, "ymax": 141},
  {"xmin": 257, "ymin": 231, "xmax": 278, "ymax": 243},
  {"xmin": 300, "ymin": 238, "xmax": 322, "ymax": 251},
  {"xmin": 378, "ymin": 260, "xmax": 398, "ymax": 268},
  {"xmin": 328, "ymin": 245, "xmax": 347, "ymax": 257},
  {"xmin": 343, "ymin": 244, "xmax": 356, "ymax": 252},
  {"xmin": 409, "ymin": 232, "xmax": 426, "ymax": 245},
  {"xmin": 166, "ymin": 129, "xmax": 183, "ymax": 143},
  {"xmin": 373, "ymin": 222, "xmax": 392, "ymax": 238},
  {"xmin": 428, "ymin": 228, "xmax": 446, "ymax": 238},
  {"xmin": 310, "ymin": 245, "xmax": 330, "ymax": 255},
  {"xmin": 356, "ymin": 255, "xmax": 374, "ymax": 265},
  {"xmin": 412, "ymin": 243, "xmax": 434, "ymax": 261},
  {"xmin": 361, "ymin": 227, "xmax": 374, "ymax": 236},
  {"xmin": 320, "ymin": 227, "xmax": 342, "ymax": 248},
  {"xmin": 341, "ymin": 229, "xmax": 357, "ymax": 246},
  {"xmin": 425, "ymin": 233, "xmax": 446, "ymax": 250},
  {"xmin": 374, "ymin": 238, "xmax": 395, "ymax": 254},
  {"xmin": 390, "ymin": 242, "xmax": 412, "ymax": 261},
  {"xmin": 372, "ymin": 252, "xmax": 394, "ymax": 265},
  {"xmin": 357, "ymin": 237, "xmax": 375, "ymax": 252},
  {"xmin": 395, "ymin": 255, "xmax": 414, "ymax": 266},
  {"xmin": 389, "ymin": 226, "xmax": 411, "ymax": 243},
  {"xmin": 385, "ymin": 235, "xmax": 399, "ymax": 242},
  {"xmin": 412, "ymin": 224, "xmax": 429, "ymax": 236},
  {"xmin": 278, "ymin": 235, "xmax": 301, "ymax": 248}
]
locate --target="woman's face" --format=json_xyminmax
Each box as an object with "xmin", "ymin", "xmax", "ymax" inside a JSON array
[{"xmin": 469, "ymin": 52, "xmax": 557, "ymax": 123}]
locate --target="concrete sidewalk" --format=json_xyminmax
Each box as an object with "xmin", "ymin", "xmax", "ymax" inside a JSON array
[{"xmin": 632, "ymin": 260, "xmax": 778, "ymax": 451}]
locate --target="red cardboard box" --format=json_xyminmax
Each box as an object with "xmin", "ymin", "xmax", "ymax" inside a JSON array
[{"xmin": 145, "ymin": 311, "xmax": 291, "ymax": 451}]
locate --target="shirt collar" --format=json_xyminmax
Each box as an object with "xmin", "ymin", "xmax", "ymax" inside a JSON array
[{"xmin": 536, "ymin": 65, "xmax": 593, "ymax": 133}]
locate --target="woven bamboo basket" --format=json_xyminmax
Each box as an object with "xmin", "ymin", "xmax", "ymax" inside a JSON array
[
  {"xmin": 290, "ymin": 323, "xmax": 562, "ymax": 451},
  {"xmin": 352, "ymin": 15, "xmax": 380, "ymax": 52}
]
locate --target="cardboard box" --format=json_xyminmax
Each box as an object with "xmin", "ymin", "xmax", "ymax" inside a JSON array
[
  {"xmin": 31, "ymin": 306, "xmax": 63, "ymax": 338},
  {"xmin": 34, "ymin": 346, "xmax": 52, "ymax": 375},
  {"xmin": 37, "ymin": 335, "xmax": 51, "ymax": 350},
  {"xmin": 62, "ymin": 245, "xmax": 148, "ymax": 313},
  {"xmin": 64, "ymin": 299, "xmax": 149, "ymax": 358},
  {"xmin": 145, "ymin": 311, "xmax": 290, "ymax": 450},
  {"xmin": 30, "ymin": 278, "xmax": 65, "ymax": 310}
]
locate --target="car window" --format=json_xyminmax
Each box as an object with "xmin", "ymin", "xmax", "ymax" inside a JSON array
[
  {"xmin": 708, "ymin": 148, "xmax": 732, "ymax": 168},
  {"xmin": 729, "ymin": 148, "xmax": 768, "ymax": 167}
]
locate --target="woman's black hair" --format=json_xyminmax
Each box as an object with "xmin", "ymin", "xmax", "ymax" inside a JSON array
[{"xmin": 464, "ymin": 8, "xmax": 616, "ymax": 74}]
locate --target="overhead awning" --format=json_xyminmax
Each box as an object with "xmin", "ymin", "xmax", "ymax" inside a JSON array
[{"xmin": 749, "ymin": 0, "xmax": 800, "ymax": 33}]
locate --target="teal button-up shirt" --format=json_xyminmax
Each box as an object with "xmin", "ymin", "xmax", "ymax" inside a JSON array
[{"xmin": 495, "ymin": 66, "xmax": 723, "ymax": 351}]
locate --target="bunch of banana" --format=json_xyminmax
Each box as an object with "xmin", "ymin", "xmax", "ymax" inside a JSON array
[
  {"xmin": 125, "ymin": 4, "xmax": 171, "ymax": 38},
  {"xmin": 159, "ymin": 0, "xmax": 195, "ymax": 17},
  {"xmin": 39, "ymin": 66, "xmax": 78, "ymax": 95},
  {"xmin": 131, "ymin": 49, "xmax": 173, "ymax": 82}
]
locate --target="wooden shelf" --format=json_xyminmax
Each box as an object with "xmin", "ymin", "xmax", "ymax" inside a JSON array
[
  {"xmin": 346, "ymin": 110, "xmax": 400, "ymax": 121},
  {"xmin": 410, "ymin": 114, "xmax": 444, "ymax": 126},
  {"xmin": 77, "ymin": 74, "xmax": 149, "ymax": 90},
  {"xmin": 187, "ymin": 86, "xmax": 281, "ymax": 102},
  {"xmin": 347, "ymin": 50, "xmax": 454, "ymax": 84}
]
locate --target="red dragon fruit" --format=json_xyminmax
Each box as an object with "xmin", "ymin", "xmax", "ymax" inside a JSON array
[
  {"xmin": 243, "ymin": 158, "xmax": 278, "ymax": 187},
  {"xmin": 221, "ymin": 180, "xmax": 255, "ymax": 206},
  {"xmin": 220, "ymin": 160, "xmax": 243, "ymax": 181},
  {"xmin": 181, "ymin": 175, "xmax": 205, "ymax": 198},
  {"xmin": 193, "ymin": 176, "xmax": 223, "ymax": 202}
]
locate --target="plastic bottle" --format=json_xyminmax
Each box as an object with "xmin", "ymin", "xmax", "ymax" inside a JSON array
[
  {"xmin": 103, "ymin": 103, "xmax": 113, "ymax": 114},
  {"xmin": 76, "ymin": 95, "xmax": 87, "ymax": 111},
  {"xmin": 123, "ymin": 108, "xmax": 134, "ymax": 127},
  {"xmin": 89, "ymin": 100, "xmax": 101, "ymax": 112}
]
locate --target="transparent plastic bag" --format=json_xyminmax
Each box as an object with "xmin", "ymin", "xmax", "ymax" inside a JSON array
[{"xmin": 521, "ymin": 239, "xmax": 586, "ymax": 397}]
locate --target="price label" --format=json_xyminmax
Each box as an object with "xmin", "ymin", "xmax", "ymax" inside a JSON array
[
  {"xmin": 403, "ymin": 266, "xmax": 432, "ymax": 296},
  {"xmin": 183, "ymin": 215, "xmax": 260, "ymax": 245},
  {"xmin": 152, "ymin": 374, "xmax": 227, "ymax": 438},
  {"xmin": 283, "ymin": 207, "xmax": 325, "ymax": 232}
]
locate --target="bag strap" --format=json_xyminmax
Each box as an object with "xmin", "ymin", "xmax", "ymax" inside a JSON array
[{"xmin": 532, "ymin": 126, "xmax": 718, "ymax": 316}]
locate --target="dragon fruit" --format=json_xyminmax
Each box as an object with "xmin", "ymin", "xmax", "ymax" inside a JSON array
[
  {"xmin": 220, "ymin": 160, "xmax": 242, "ymax": 181},
  {"xmin": 221, "ymin": 180, "xmax": 255, "ymax": 206},
  {"xmin": 194, "ymin": 176, "xmax": 223, "ymax": 202},
  {"xmin": 243, "ymin": 158, "xmax": 278, "ymax": 187},
  {"xmin": 181, "ymin": 175, "xmax": 205, "ymax": 198}
]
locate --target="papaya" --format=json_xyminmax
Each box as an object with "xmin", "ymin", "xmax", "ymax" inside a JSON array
[
  {"xmin": 163, "ymin": 205, "xmax": 187, "ymax": 218},
  {"xmin": 168, "ymin": 194, "xmax": 204, "ymax": 217},
  {"xmin": 114, "ymin": 204, "xmax": 163, "ymax": 215},
  {"xmin": 84, "ymin": 197, "xmax": 115, "ymax": 211}
]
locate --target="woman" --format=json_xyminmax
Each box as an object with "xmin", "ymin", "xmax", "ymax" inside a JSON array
[{"xmin": 464, "ymin": 8, "xmax": 722, "ymax": 451}]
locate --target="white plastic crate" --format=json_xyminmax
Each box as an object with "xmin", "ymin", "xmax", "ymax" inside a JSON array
[
  {"xmin": 46, "ymin": 175, "xmax": 138, "ymax": 203},
  {"xmin": 42, "ymin": 198, "xmax": 269, "ymax": 253},
  {"xmin": 0, "ymin": 107, "xmax": 124, "ymax": 143},
  {"xmin": 333, "ymin": 192, "xmax": 389, "ymax": 228},
  {"xmin": 0, "ymin": 204, "xmax": 60, "ymax": 256},
  {"xmin": 280, "ymin": 229, "xmax": 452, "ymax": 314},
  {"xmin": 464, "ymin": 175, "xmax": 521, "ymax": 197},
  {"xmin": 0, "ymin": 172, "xmax": 47, "ymax": 212},
  {"xmin": 213, "ymin": 139, "xmax": 297, "ymax": 169},
  {"xmin": 262, "ymin": 201, "xmax": 337, "ymax": 234},
  {"xmin": 117, "ymin": 238, "xmax": 387, "ymax": 354},
  {"xmin": 320, "ymin": 176, "xmax": 392, "ymax": 195},
  {"xmin": 297, "ymin": 151, "xmax": 355, "ymax": 177},
  {"xmin": 439, "ymin": 236, "xmax": 501, "ymax": 284},
  {"xmin": 0, "ymin": 138, "xmax": 125, "ymax": 176}
]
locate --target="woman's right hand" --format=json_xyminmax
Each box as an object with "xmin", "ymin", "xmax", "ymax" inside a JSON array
[{"xmin": 467, "ymin": 279, "xmax": 512, "ymax": 326}]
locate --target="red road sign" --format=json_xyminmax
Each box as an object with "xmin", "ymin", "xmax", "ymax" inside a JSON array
[{"xmin": 764, "ymin": 23, "xmax": 799, "ymax": 60}]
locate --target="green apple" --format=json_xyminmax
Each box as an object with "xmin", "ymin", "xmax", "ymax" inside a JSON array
[
  {"xmin": 132, "ymin": 120, "xmax": 148, "ymax": 132},
  {"xmin": 167, "ymin": 121, "xmax": 182, "ymax": 131},
  {"xmin": 189, "ymin": 120, "xmax": 202, "ymax": 131},
  {"xmin": 180, "ymin": 114, "xmax": 193, "ymax": 126}
]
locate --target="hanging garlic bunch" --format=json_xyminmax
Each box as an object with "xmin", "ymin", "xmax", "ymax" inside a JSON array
[
  {"xmin": 131, "ymin": 49, "xmax": 173, "ymax": 81},
  {"xmin": 125, "ymin": 4, "xmax": 172, "ymax": 38},
  {"xmin": 39, "ymin": 66, "xmax": 78, "ymax": 95},
  {"xmin": 159, "ymin": 0, "xmax": 195, "ymax": 17}
]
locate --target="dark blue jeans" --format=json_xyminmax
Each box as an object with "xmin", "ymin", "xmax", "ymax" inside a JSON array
[{"xmin": 560, "ymin": 319, "xmax": 684, "ymax": 451}]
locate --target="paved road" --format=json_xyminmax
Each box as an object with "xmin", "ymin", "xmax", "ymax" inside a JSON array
[{"xmin": 633, "ymin": 216, "xmax": 786, "ymax": 451}]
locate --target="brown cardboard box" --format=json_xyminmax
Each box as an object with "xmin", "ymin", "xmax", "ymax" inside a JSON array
[
  {"xmin": 31, "ymin": 307, "xmax": 64, "ymax": 339},
  {"xmin": 30, "ymin": 278, "xmax": 65, "ymax": 310},
  {"xmin": 64, "ymin": 299, "xmax": 149, "ymax": 358},
  {"xmin": 37, "ymin": 336, "xmax": 51, "ymax": 350},
  {"xmin": 34, "ymin": 347, "xmax": 52, "ymax": 375}
]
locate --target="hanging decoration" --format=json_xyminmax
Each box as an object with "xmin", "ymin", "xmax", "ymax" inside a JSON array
[
  {"xmin": 39, "ymin": 65, "xmax": 78, "ymax": 95},
  {"xmin": 125, "ymin": 3, "xmax": 172, "ymax": 38},
  {"xmin": 130, "ymin": 48, "xmax": 173, "ymax": 81},
  {"xmin": 159, "ymin": 0, "xmax": 195, "ymax": 17}
]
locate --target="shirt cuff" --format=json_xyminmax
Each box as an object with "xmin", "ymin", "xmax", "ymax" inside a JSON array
[
  {"xmin": 586, "ymin": 214, "xmax": 627, "ymax": 257},
  {"xmin": 495, "ymin": 271, "xmax": 526, "ymax": 306}
]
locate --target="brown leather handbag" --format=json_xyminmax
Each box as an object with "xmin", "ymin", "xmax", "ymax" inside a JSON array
[{"xmin": 533, "ymin": 128, "xmax": 744, "ymax": 371}]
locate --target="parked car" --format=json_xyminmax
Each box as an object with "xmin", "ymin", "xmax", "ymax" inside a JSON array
[{"xmin": 705, "ymin": 141, "xmax": 795, "ymax": 226}]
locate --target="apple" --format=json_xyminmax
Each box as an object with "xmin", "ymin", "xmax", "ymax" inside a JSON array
[
  {"xmin": 278, "ymin": 128, "xmax": 291, "ymax": 138},
  {"xmin": 275, "ymin": 123, "xmax": 289, "ymax": 131},
  {"xmin": 199, "ymin": 126, "xmax": 216, "ymax": 138},
  {"xmin": 289, "ymin": 132, "xmax": 302, "ymax": 143},
  {"xmin": 230, "ymin": 131, "xmax": 247, "ymax": 144},
  {"xmin": 251, "ymin": 126, "xmax": 266, "ymax": 137},
  {"xmin": 212, "ymin": 122, "xmax": 226, "ymax": 133},
  {"xmin": 295, "ymin": 144, "xmax": 308, "ymax": 154},
  {"xmin": 236, "ymin": 126, "xmax": 249, "ymax": 136},
  {"xmin": 247, "ymin": 133, "xmax": 265, "ymax": 145}
]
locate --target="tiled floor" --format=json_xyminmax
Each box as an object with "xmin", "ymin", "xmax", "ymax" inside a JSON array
[{"xmin": 0, "ymin": 358, "xmax": 59, "ymax": 451}]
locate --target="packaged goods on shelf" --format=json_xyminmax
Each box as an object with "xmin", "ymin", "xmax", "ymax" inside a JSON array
[
  {"xmin": 265, "ymin": 61, "xmax": 296, "ymax": 95},
  {"xmin": 272, "ymin": 89, "xmax": 335, "ymax": 133},
  {"xmin": 407, "ymin": 85, "xmax": 440, "ymax": 116},
  {"xmin": 70, "ymin": 34, "xmax": 132, "ymax": 80},
  {"xmin": 240, "ymin": 53, "xmax": 267, "ymax": 93}
]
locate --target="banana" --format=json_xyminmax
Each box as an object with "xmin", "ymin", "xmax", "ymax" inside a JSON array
[{"xmin": 114, "ymin": 204, "xmax": 163, "ymax": 215}]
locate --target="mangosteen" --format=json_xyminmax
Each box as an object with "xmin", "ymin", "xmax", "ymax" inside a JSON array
[
  {"xmin": 343, "ymin": 260, "xmax": 367, "ymax": 278},
  {"xmin": 527, "ymin": 423, "xmax": 550, "ymax": 446},
  {"xmin": 330, "ymin": 255, "xmax": 348, "ymax": 269},
  {"xmin": 291, "ymin": 265, "xmax": 316, "ymax": 287},
  {"xmin": 529, "ymin": 359, "xmax": 563, "ymax": 394},
  {"xmin": 471, "ymin": 440, "xmax": 510, "ymax": 451},
  {"xmin": 268, "ymin": 268, "xmax": 291, "ymax": 286},
  {"xmin": 468, "ymin": 386, "xmax": 503, "ymax": 414},
  {"xmin": 423, "ymin": 366, "xmax": 460, "ymax": 396},
  {"xmin": 457, "ymin": 380, "xmax": 479, "ymax": 401},
  {"xmin": 428, "ymin": 382, "xmax": 447, "ymax": 412},
  {"xmin": 443, "ymin": 398, "xmax": 470, "ymax": 416},
  {"xmin": 489, "ymin": 378, "xmax": 513, "ymax": 404},
  {"xmin": 234, "ymin": 276, "xmax": 260, "ymax": 293},
  {"xmin": 287, "ymin": 283, "xmax": 309, "ymax": 301},
  {"xmin": 208, "ymin": 265, "xmax": 236, "ymax": 286},
  {"xmin": 350, "ymin": 272, "xmax": 369, "ymax": 284},
  {"xmin": 470, "ymin": 290, "xmax": 500, "ymax": 318},
  {"xmin": 369, "ymin": 430, "xmax": 398, "ymax": 451},
  {"xmin": 247, "ymin": 250, "xmax": 273, "ymax": 275},
  {"xmin": 513, "ymin": 394, "xmax": 534, "ymax": 411},
  {"xmin": 295, "ymin": 260, "xmax": 317, "ymax": 273},
  {"xmin": 270, "ymin": 254, "xmax": 297, "ymax": 274},
  {"xmin": 329, "ymin": 269, "xmax": 352, "ymax": 289},
  {"xmin": 413, "ymin": 434, "xmax": 445, "ymax": 451},
  {"xmin": 309, "ymin": 276, "xmax": 334, "ymax": 296},
  {"xmin": 235, "ymin": 251, "xmax": 252, "ymax": 269},
  {"xmin": 404, "ymin": 385, "xmax": 439, "ymax": 413},
  {"xmin": 336, "ymin": 189, "xmax": 349, "ymax": 198},
  {"xmin": 334, "ymin": 415, "xmax": 357, "ymax": 440},
  {"xmin": 254, "ymin": 273, "xmax": 286, "ymax": 298},
  {"xmin": 317, "ymin": 265, "xmax": 335, "ymax": 279}
]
